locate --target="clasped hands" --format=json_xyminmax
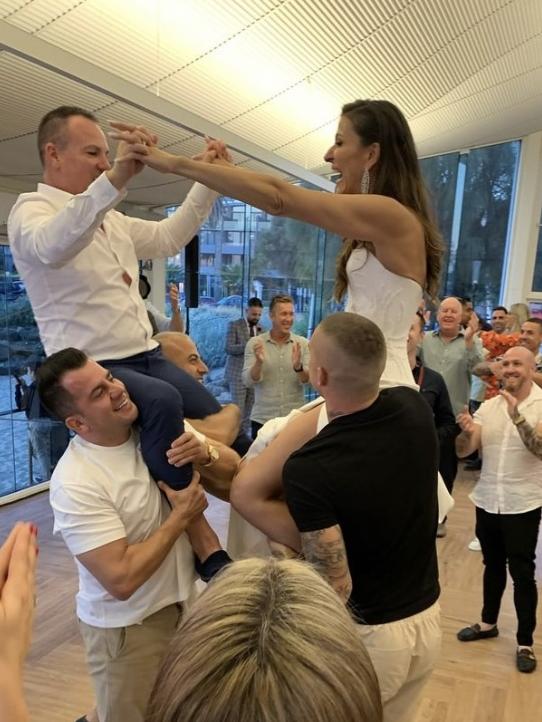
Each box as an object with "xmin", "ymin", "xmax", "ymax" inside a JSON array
[{"xmin": 108, "ymin": 121, "xmax": 231, "ymax": 178}]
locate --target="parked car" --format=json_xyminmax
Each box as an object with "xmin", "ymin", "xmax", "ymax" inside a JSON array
[
  {"xmin": 199, "ymin": 296, "xmax": 217, "ymax": 306},
  {"xmin": 217, "ymin": 295, "xmax": 242, "ymax": 307}
]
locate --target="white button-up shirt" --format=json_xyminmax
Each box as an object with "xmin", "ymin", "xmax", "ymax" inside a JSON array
[
  {"xmin": 470, "ymin": 383, "xmax": 542, "ymax": 514},
  {"xmin": 8, "ymin": 173, "xmax": 216, "ymax": 361}
]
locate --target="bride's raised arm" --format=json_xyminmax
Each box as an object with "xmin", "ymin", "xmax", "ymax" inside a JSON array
[{"xmin": 109, "ymin": 124, "xmax": 422, "ymax": 256}]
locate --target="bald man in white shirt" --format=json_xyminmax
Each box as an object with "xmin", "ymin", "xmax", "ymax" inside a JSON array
[{"xmin": 455, "ymin": 346, "xmax": 542, "ymax": 674}]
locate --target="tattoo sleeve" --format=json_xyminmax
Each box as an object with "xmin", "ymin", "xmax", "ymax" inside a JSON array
[
  {"xmin": 514, "ymin": 418, "xmax": 542, "ymax": 461},
  {"xmin": 301, "ymin": 525, "xmax": 352, "ymax": 603}
]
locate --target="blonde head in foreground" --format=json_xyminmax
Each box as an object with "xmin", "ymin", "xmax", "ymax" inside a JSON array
[{"xmin": 146, "ymin": 558, "xmax": 382, "ymax": 722}]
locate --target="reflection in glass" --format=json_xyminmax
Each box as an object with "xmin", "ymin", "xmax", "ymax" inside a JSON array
[{"xmin": 420, "ymin": 142, "xmax": 520, "ymax": 318}]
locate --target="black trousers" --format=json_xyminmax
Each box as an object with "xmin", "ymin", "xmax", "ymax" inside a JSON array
[{"xmin": 476, "ymin": 506, "xmax": 541, "ymax": 646}]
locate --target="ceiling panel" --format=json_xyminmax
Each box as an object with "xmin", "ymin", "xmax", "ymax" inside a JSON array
[{"xmin": 0, "ymin": 0, "xmax": 541, "ymax": 209}]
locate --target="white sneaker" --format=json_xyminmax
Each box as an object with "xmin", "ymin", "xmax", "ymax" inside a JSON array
[
  {"xmin": 436, "ymin": 522, "xmax": 447, "ymax": 538},
  {"xmin": 468, "ymin": 537, "xmax": 481, "ymax": 552}
]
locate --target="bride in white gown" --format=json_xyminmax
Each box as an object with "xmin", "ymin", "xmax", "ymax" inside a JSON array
[{"xmin": 111, "ymin": 99, "xmax": 446, "ymax": 551}]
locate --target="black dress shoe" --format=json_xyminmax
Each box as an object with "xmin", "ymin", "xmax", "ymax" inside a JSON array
[
  {"xmin": 457, "ymin": 623, "xmax": 499, "ymax": 642},
  {"xmin": 516, "ymin": 648, "xmax": 537, "ymax": 673}
]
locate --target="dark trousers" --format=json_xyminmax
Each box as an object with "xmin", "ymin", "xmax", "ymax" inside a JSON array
[
  {"xmin": 476, "ymin": 506, "xmax": 541, "ymax": 646},
  {"xmin": 102, "ymin": 347, "xmax": 221, "ymax": 490}
]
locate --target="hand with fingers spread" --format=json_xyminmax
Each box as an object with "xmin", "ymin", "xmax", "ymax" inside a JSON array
[
  {"xmin": 0, "ymin": 522, "xmax": 38, "ymax": 722},
  {"xmin": 166, "ymin": 431, "xmax": 209, "ymax": 468}
]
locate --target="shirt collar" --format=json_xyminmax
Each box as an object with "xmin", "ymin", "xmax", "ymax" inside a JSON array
[
  {"xmin": 266, "ymin": 331, "xmax": 294, "ymax": 345},
  {"xmin": 520, "ymin": 382, "xmax": 542, "ymax": 407},
  {"xmin": 432, "ymin": 328, "xmax": 465, "ymax": 340},
  {"xmin": 37, "ymin": 182, "xmax": 76, "ymax": 202}
]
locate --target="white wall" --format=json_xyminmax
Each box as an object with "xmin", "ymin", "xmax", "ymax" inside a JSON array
[{"xmin": 502, "ymin": 131, "xmax": 542, "ymax": 306}]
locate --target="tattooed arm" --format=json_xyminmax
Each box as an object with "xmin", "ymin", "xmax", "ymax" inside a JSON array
[
  {"xmin": 500, "ymin": 390, "xmax": 542, "ymax": 460},
  {"xmin": 300, "ymin": 525, "xmax": 352, "ymax": 603},
  {"xmin": 514, "ymin": 416, "xmax": 542, "ymax": 460}
]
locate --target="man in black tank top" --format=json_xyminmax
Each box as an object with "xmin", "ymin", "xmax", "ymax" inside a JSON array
[{"xmin": 284, "ymin": 312, "xmax": 441, "ymax": 722}]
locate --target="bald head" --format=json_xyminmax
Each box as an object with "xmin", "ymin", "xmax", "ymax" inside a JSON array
[
  {"xmin": 503, "ymin": 345, "xmax": 536, "ymax": 366},
  {"xmin": 155, "ymin": 332, "xmax": 208, "ymax": 382},
  {"xmin": 501, "ymin": 345, "xmax": 536, "ymax": 396},
  {"xmin": 309, "ymin": 313, "xmax": 386, "ymax": 398},
  {"xmin": 437, "ymin": 297, "xmax": 463, "ymax": 338}
]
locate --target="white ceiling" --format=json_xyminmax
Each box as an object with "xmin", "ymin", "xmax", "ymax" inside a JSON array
[{"xmin": 1, "ymin": 0, "xmax": 542, "ymax": 215}]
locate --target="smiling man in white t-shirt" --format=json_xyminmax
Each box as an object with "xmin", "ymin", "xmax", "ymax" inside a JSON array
[{"xmin": 38, "ymin": 347, "xmax": 208, "ymax": 722}]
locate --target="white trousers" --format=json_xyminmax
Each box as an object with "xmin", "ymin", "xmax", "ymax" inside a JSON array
[{"xmin": 358, "ymin": 602, "xmax": 442, "ymax": 722}]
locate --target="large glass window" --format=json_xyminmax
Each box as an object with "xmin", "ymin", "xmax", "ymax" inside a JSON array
[
  {"xmin": 421, "ymin": 142, "xmax": 520, "ymax": 317},
  {"xmin": 166, "ymin": 192, "xmax": 331, "ymax": 403},
  {"xmin": 453, "ymin": 141, "xmax": 520, "ymax": 317},
  {"xmin": 420, "ymin": 152, "xmax": 460, "ymax": 297},
  {"xmin": 0, "ymin": 244, "xmax": 70, "ymax": 501},
  {"xmin": 531, "ymin": 210, "xmax": 542, "ymax": 292}
]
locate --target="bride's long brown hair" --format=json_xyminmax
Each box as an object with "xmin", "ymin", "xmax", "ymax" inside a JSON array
[{"xmin": 334, "ymin": 100, "xmax": 444, "ymax": 302}]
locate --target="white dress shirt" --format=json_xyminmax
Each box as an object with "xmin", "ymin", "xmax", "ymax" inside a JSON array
[
  {"xmin": 8, "ymin": 173, "xmax": 216, "ymax": 360},
  {"xmin": 471, "ymin": 383, "xmax": 542, "ymax": 514}
]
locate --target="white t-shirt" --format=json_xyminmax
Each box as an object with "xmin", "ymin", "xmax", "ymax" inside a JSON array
[{"xmin": 50, "ymin": 431, "xmax": 196, "ymax": 628}]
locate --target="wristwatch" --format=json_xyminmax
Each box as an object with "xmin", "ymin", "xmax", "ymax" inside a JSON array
[
  {"xmin": 202, "ymin": 443, "xmax": 219, "ymax": 467},
  {"xmin": 293, "ymin": 364, "xmax": 303, "ymax": 373},
  {"xmin": 512, "ymin": 413, "xmax": 526, "ymax": 426}
]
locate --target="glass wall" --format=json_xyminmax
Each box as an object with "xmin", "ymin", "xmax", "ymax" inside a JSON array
[
  {"xmin": 420, "ymin": 141, "xmax": 520, "ymax": 319},
  {"xmin": 0, "ymin": 244, "xmax": 70, "ymax": 500},
  {"xmin": 166, "ymin": 194, "xmax": 334, "ymax": 403},
  {"xmin": 532, "ymin": 209, "xmax": 542, "ymax": 292},
  {"xmin": 420, "ymin": 152, "xmax": 460, "ymax": 295}
]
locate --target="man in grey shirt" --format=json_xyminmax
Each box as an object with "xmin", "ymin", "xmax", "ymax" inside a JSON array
[
  {"xmin": 242, "ymin": 294, "xmax": 310, "ymax": 438},
  {"xmin": 422, "ymin": 297, "xmax": 484, "ymax": 416}
]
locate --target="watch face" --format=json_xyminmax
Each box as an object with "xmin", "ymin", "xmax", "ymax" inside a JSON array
[{"xmin": 209, "ymin": 445, "xmax": 219, "ymax": 462}]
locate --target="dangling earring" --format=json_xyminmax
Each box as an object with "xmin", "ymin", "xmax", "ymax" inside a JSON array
[{"xmin": 360, "ymin": 168, "xmax": 370, "ymax": 194}]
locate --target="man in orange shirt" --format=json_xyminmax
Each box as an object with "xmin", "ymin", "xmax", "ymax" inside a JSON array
[{"xmin": 476, "ymin": 307, "xmax": 519, "ymax": 400}]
